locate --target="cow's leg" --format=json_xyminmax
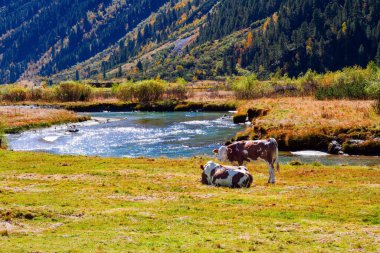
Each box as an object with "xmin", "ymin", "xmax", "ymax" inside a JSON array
[
  {"xmin": 267, "ymin": 163, "xmax": 275, "ymax": 184},
  {"xmin": 268, "ymin": 165, "xmax": 275, "ymax": 184}
]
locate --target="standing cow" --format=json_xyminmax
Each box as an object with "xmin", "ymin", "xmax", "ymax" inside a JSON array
[
  {"xmin": 200, "ymin": 161, "xmax": 253, "ymax": 188},
  {"xmin": 213, "ymin": 138, "xmax": 280, "ymax": 184}
]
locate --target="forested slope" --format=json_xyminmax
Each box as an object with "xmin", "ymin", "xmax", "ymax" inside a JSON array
[
  {"xmin": 0, "ymin": 0, "xmax": 168, "ymax": 84},
  {"xmin": 1, "ymin": 0, "xmax": 380, "ymax": 83}
]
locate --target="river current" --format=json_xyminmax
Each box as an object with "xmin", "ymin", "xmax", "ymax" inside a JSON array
[{"xmin": 7, "ymin": 111, "xmax": 380, "ymax": 166}]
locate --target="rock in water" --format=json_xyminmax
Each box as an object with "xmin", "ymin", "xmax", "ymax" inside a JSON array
[{"xmin": 328, "ymin": 140, "xmax": 343, "ymax": 155}]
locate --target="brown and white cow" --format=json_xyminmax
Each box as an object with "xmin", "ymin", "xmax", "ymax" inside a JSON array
[
  {"xmin": 200, "ymin": 161, "xmax": 253, "ymax": 188},
  {"xmin": 213, "ymin": 138, "xmax": 280, "ymax": 184}
]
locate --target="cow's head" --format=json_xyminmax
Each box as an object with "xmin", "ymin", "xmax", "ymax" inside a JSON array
[{"xmin": 213, "ymin": 146, "xmax": 230, "ymax": 162}]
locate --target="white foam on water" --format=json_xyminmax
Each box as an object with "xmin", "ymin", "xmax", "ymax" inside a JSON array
[
  {"xmin": 42, "ymin": 135, "xmax": 61, "ymax": 143},
  {"xmin": 291, "ymin": 150, "xmax": 330, "ymax": 156},
  {"xmin": 182, "ymin": 120, "xmax": 212, "ymax": 125}
]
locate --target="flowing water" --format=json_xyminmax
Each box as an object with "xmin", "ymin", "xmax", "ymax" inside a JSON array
[{"xmin": 7, "ymin": 111, "xmax": 380, "ymax": 165}]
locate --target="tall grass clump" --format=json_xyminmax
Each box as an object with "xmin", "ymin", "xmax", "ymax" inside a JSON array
[
  {"xmin": 112, "ymin": 82, "xmax": 135, "ymax": 101},
  {"xmin": 297, "ymin": 69, "xmax": 320, "ymax": 95},
  {"xmin": 134, "ymin": 80, "xmax": 166, "ymax": 102},
  {"xmin": 112, "ymin": 80, "xmax": 167, "ymax": 102},
  {"xmin": 365, "ymin": 80, "xmax": 380, "ymax": 114},
  {"xmin": 54, "ymin": 81, "xmax": 93, "ymax": 102},
  {"xmin": 1, "ymin": 85, "xmax": 28, "ymax": 102},
  {"xmin": 233, "ymin": 75, "xmax": 273, "ymax": 99},
  {"xmin": 315, "ymin": 66, "xmax": 372, "ymax": 100},
  {"xmin": 166, "ymin": 78, "xmax": 187, "ymax": 100}
]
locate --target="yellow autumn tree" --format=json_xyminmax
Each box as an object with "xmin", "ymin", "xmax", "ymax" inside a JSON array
[{"xmin": 245, "ymin": 31, "xmax": 253, "ymax": 48}]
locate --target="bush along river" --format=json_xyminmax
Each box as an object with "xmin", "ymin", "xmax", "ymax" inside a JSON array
[{"xmin": 7, "ymin": 111, "xmax": 380, "ymax": 166}]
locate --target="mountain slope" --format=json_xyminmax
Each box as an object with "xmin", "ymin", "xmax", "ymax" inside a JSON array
[
  {"xmin": 76, "ymin": 0, "xmax": 380, "ymax": 81},
  {"xmin": 1, "ymin": 0, "xmax": 380, "ymax": 84},
  {"xmin": 0, "ymin": 0, "xmax": 168, "ymax": 84}
]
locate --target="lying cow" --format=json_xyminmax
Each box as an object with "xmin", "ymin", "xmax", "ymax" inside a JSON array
[
  {"xmin": 200, "ymin": 161, "xmax": 253, "ymax": 188},
  {"xmin": 213, "ymin": 138, "xmax": 280, "ymax": 184}
]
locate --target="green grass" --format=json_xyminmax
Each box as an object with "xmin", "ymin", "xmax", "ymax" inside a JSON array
[{"xmin": 0, "ymin": 151, "xmax": 379, "ymax": 252}]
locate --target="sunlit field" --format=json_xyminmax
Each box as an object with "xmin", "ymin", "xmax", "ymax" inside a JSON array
[{"xmin": 0, "ymin": 151, "xmax": 379, "ymax": 252}]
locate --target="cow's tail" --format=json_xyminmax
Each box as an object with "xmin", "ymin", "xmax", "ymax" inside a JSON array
[{"xmin": 269, "ymin": 138, "xmax": 280, "ymax": 172}]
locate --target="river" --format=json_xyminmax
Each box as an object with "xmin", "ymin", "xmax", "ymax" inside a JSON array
[{"xmin": 7, "ymin": 111, "xmax": 380, "ymax": 165}]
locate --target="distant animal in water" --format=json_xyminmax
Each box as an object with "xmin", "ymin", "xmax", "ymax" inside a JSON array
[
  {"xmin": 200, "ymin": 161, "xmax": 253, "ymax": 188},
  {"xmin": 67, "ymin": 125, "xmax": 79, "ymax": 133},
  {"xmin": 214, "ymin": 138, "xmax": 280, "ymax": 184}
]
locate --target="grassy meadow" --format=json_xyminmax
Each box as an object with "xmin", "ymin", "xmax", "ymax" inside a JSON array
[{"xmin": 0, "ymin": 150, "xmax": 379, "ymax": 252}]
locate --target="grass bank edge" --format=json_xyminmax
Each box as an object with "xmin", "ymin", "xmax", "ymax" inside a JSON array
[{"xmin": 4, "ymin": 115, "xmax": 90, "ymax": 134}]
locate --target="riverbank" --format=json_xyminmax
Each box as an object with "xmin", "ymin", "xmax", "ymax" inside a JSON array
[
  {"xmin": 0, "ymin": 107, "xmax": 89, "ymax": 134},
  {"xmin": 233, "ymin": 97, "xmax": 380, "ymax": 155},
  {"xmin": 0, "ymin": 100, "xmax": 237, "ymax": 113},
  {"xmin": 1, "ymin": 97, "xmax": 379, "ymax": 155},
  {"xmin": 0, "ymin": 150, "xmax": 379, "ymax": 252}
]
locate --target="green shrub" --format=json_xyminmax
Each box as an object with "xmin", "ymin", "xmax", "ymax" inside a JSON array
[
  {"xmin": 54, "ymin": 81, "xmax": 92, "ymax": 102},
  {"xmin": 315, "ymin": 67, "xmax": 370, "ymax": 100},
  {"xmin": 365, "ymin": 80, "xmax": 380, "ymax": 114},
  {"xmin": 233, "ymin": 75, "xmax": 274, "ymax": 99},
  {"xmin": 28, "ymin": 88, "xmax": 43, "ymax": 101},
  {"xmin": 114, "ymin": 82, "xmax": 135, "ymax": 101},
  {"xmin": 41, "ymin": 88, "xmax": 56, "ymax": 102},
  {"xmin": 134, "ymin": 80, "xmax": 166, "ymax": 102},
  {"xmin": 297, "ymin": 69, "xmax": 320, "ymax": 95},
  {"xmin": 2, "ymin": 86, "xmax": 28, "ymax": 102}
]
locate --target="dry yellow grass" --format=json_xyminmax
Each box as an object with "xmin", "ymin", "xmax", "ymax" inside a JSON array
[
  {"xmin": 235, "ymin": 97, "xmax": 380, "ymax": 146},
  {"xmin": 186, "ymin": 90, "xmax": 235, "ymax": 102},
  {"xmin": 0, "ymin": 107, "xmax": 88, "ymax": 132}
]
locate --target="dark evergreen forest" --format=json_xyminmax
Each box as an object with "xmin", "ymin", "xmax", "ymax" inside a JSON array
[{"xmin": 1, "ymin": 0, "xmax": 379, "ymax": 83}]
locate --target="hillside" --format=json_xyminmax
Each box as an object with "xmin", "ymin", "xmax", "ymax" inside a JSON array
[
  {"xmin": 0, "ymin": 0, "xmax": 168, "ymax": 84},
  {"xmin": 1, "ymin": 0, "xmax": 380, "ymax": 84}
]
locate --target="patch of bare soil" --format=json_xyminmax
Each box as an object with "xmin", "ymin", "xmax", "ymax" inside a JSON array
[
  {"xmin": 6, "ymin": 173, "xmax": 99, "ymax": 181},
  {"xmin": 0, "ymin": 184, "xmax": 49, "ymax": 193},
  {"xmin": 108, "ymin": 193, "xmax": 178, "ymax": 202},
  {"xmin": 0, "ymin": 221, "xmax": 63, "ymax": 235}
]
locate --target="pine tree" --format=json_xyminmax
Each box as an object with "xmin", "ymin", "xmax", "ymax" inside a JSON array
[
  {"xmin": 222, "ymin": 55, "xmax": 228, "ymax": 75},
  {"xmin": 137, "ymin": 61, "xmax": 143, "ymax": 72},
  {"xmin": 75, "ymin": 70, "xmax": 80, "ymax": 81},
  {"xmin": 376, "ymin": 43, "xmax": 380, "ymax": 66}
]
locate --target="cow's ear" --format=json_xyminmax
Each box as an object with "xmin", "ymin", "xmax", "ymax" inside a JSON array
[
  {"xmin": 228, "ymin": 148, "xmax": 233, "ymax": 154},
  {"xmin": 213, "ymin": 149, "xmax": 219, "ymax": 154},
  {"xmin": 200, "ymin": 165, "xmax": 204, "ymax": 170}
]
